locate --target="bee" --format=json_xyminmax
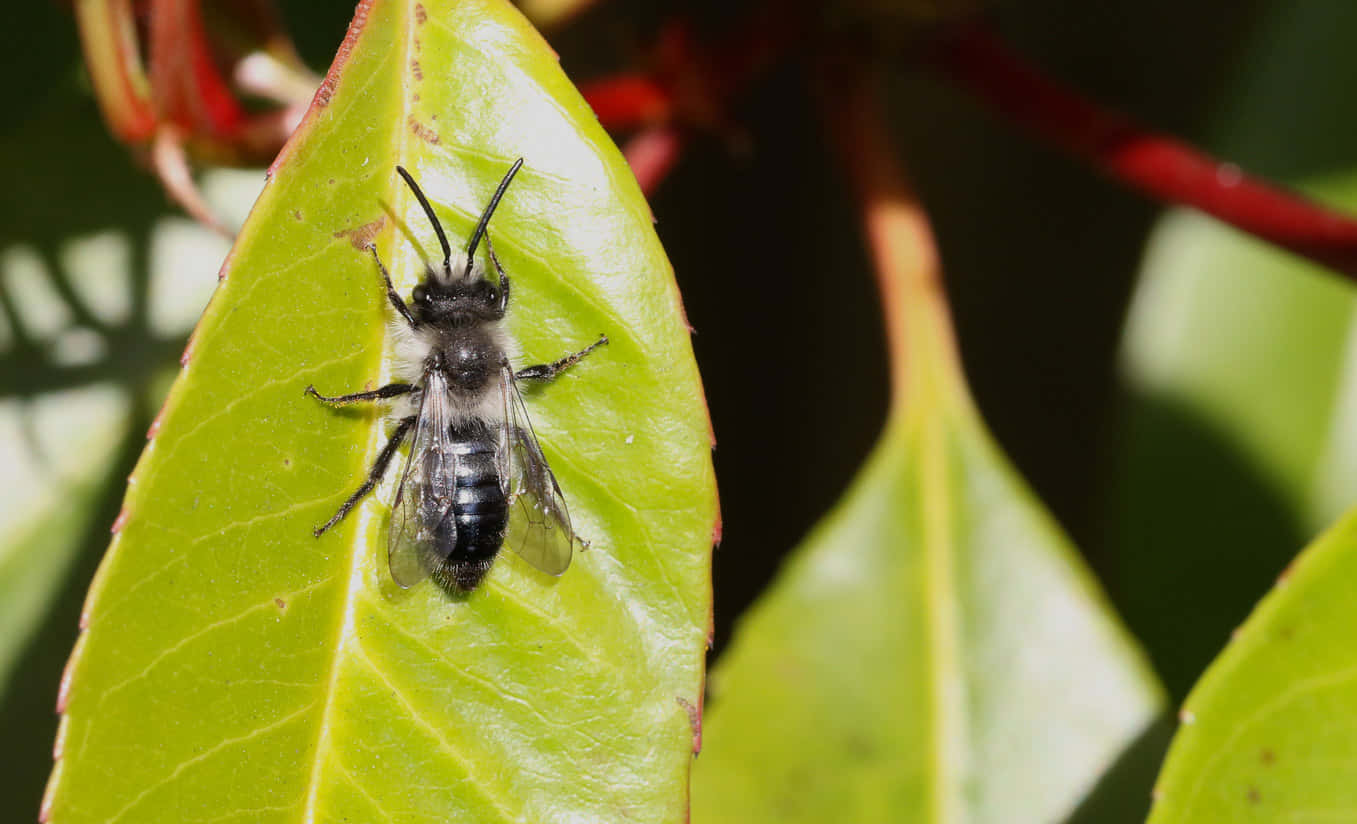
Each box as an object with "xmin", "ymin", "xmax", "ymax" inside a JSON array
[{"xmin": 306, "ymin": 159, "xmax": 607, "ymax": 592}]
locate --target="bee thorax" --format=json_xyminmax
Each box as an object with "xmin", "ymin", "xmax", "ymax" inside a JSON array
[{"xmin": 436, "ymin": 328, "xmax": 500, "ymax": 393}]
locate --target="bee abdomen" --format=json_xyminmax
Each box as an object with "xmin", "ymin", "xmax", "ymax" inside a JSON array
[{"xmin": 439, "ymin": 429, "xmax": 508, "ymax": 586}]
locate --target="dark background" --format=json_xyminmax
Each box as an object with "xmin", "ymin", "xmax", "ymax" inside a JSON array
[{"xmin": 0, "ymin": 0, "xmax": 1309, "ymax": 817}]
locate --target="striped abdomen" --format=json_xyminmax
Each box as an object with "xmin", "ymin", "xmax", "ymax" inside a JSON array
[{"xmin": 432, "ymin": 423, "xmax": 508, "ymax": 590}]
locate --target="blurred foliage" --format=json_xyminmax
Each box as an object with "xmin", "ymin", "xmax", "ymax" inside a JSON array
[
  {"xmin": 692, "ymin": 188, "xmax": 1162, "ymax": 821},
  {"xmin": 1110, "ymin": 0, "xmax": 1357, "ymax": 700},
  {"xmin": 0, "ymin": 3, "xmax": 252, "ymax": 814}
]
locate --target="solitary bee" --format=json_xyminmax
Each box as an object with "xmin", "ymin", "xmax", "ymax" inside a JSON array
[{"xmin": 306, "ymin": 159, "xmax": 607, "ymax": 591}]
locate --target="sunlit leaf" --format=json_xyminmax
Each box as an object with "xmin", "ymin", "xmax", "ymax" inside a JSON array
[
  {"xmin": 1146, "ymin": 505, "xmax": 1357, "ymax": 822},
  {"xmin": 45, "ymin": 1, "xmax": 715, "ymax": 822},
  {"xmin": 691, "ymin": 194, "xmax": 1164, "ymax": 823}
]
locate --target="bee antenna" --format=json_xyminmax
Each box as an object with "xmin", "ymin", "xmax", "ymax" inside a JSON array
[
  {"xmin": 464, "ymin": 158, "xmax": 524, "ymax": 279},
  {"xmin": 396, "ymin": 166, "xmax": 453, "ymax": 276}
]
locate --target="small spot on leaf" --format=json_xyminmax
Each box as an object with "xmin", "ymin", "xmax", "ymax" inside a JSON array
[
  {"xmin": 676, "ymin": 695, "xmax": 702, "ymax": 753},
  {"xmin": 407, "ymin": 116, "xmax": 439, "ymax": 144},
  {"xmin": 334, "ymin": 217, "xmax": 385, "ymax": 250}
]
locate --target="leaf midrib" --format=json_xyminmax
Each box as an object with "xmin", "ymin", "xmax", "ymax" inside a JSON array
[
  {"xmin": 299, "ymin": 1, "xmax": 409, "ymax": 821},
  {"xmin": 902, "ymin": 285, "xmax": 968, "ymax": 823}
]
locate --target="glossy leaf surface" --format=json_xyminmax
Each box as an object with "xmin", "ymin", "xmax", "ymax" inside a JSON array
[
  {"xmin": 1110, "ymin": 0, "xmax": 1357, "ymax": 699},
  {"xmin": 1146, "ymin": 507, "xmax": 1357, "ymax": 821},
  {"xmin": 691, "ymin": 193, "xmax": 1164, "ymax": 822},
  {"xmin": 46, "ymin": 1, "xmax": 715, "ymax": 822}
]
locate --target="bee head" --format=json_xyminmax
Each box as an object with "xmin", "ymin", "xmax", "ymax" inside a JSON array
[
  {"xmin": 412, "ymin": 275, "xmax": 505, "ymax": 325},
  {"xmin": 394, "ymin": 159, "xmax": 524, "ymax": 328}
]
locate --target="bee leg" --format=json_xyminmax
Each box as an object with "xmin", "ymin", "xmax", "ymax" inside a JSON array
[
  {"xmin": 314, "ymin": 415, "xmax": 417, "ymax": 537},
  {"xmin": 485, "ymin": 232, "xmax": 510, "ymax": 315},
  {"xmin": 514, "ymin": 334, "xmax": 609, "ymax": 382},
  {"xmin": 305, "ymin": 383, "xmax": 418, "ymax": 405},
  {"xmin": 367, "ymin": 244, "xmax": 418, "ymax": 328}
]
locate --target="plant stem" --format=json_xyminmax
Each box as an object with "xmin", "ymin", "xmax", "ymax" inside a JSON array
[
  {"xmin": 820, "ymin": 60, "xmax": 966, "ymax": 417},
  {"xmin": 932, "ymin": 22, "xmax": 1357, "ymax": 277}
]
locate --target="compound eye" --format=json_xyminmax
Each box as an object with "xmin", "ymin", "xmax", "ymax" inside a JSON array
[
  {"xmin": 412, "ymin": 285, "xmax": 427, "ymax": 304},
  {"xmin": 486, "ymin": 287, "xmax": 499, "ymax": 303}
]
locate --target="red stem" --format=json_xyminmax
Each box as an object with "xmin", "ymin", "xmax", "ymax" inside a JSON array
[
  {"xmin": 932, "ymin": 22, "xmax": 1357, "ymax": 277},
  {"xmin": 821, "ymin": 61, "xmax": 960, "ymax": 412}
]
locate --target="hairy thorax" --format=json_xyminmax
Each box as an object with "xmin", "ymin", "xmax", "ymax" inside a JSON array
[{"xmin": 436, "ymin": 324, "xmax": 501, "ymax": 394}]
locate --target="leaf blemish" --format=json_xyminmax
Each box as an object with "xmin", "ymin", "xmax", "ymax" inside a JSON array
[
  {"xmin": 334, "ymin": 217, "xmax": 385, "ymax": 250},
  {"xmin": 1260, "ymin": 748, "xmax": 1275, "ymax": 765},
  {"xmin": 415, "ymin": 2, "xmax": 426, "ymax": 24},
  {"xmin": 675, "ymin": 695, "xmax": 702, "ymax": 752},
  {"xmin": 407, "ymin": 116, "xmax": 439, "ymax": 145},
  {"xmin": 275, "ymin": 598, "xmax": 286, "ymax": 609},
  {"xmin": 411, "ymin": 59, "xmax": 423, "ymax": 82}
]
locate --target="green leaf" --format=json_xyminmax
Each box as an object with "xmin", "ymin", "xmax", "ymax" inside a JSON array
[
  {"xmin": 1110, "ymin": 0, "xmax": 1357, "ymax": 698},
  {"xmin": 45, "ymin": 1, "xmax": 715, "ymax": 822},
  {"xmin": 691, "ymin": 206, "xmax": 1163, "ymax": 822},
  {"xmin": 1146, "ymin": 505, "xmax": 1357, "ymax": 821}
]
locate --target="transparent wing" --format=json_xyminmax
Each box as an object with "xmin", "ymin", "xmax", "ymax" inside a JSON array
[
  {"xmin": 499, "ymin": 365, "xmax": 578, "ymax": 576},
  {"xmin": 388, "ymin": 370, "xmax": 456, "ymax": 588}
]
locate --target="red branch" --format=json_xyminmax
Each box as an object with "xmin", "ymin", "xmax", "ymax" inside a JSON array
[
  {"xmin": 932, "ymin": 22, "xmax": 1357, "ymax": 277},
  {"xmin": 821, "ymin": 61, "xmax": 959, "ymax": 412}
]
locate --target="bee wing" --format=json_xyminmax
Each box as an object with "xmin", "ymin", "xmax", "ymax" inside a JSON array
[
  {"xmin": 388, "ymin": 370, "xmax": 455, "ymax": 588},
  {"xmin": 499, "ymin": 365, "xmax": 578, "ymax": 576}
]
